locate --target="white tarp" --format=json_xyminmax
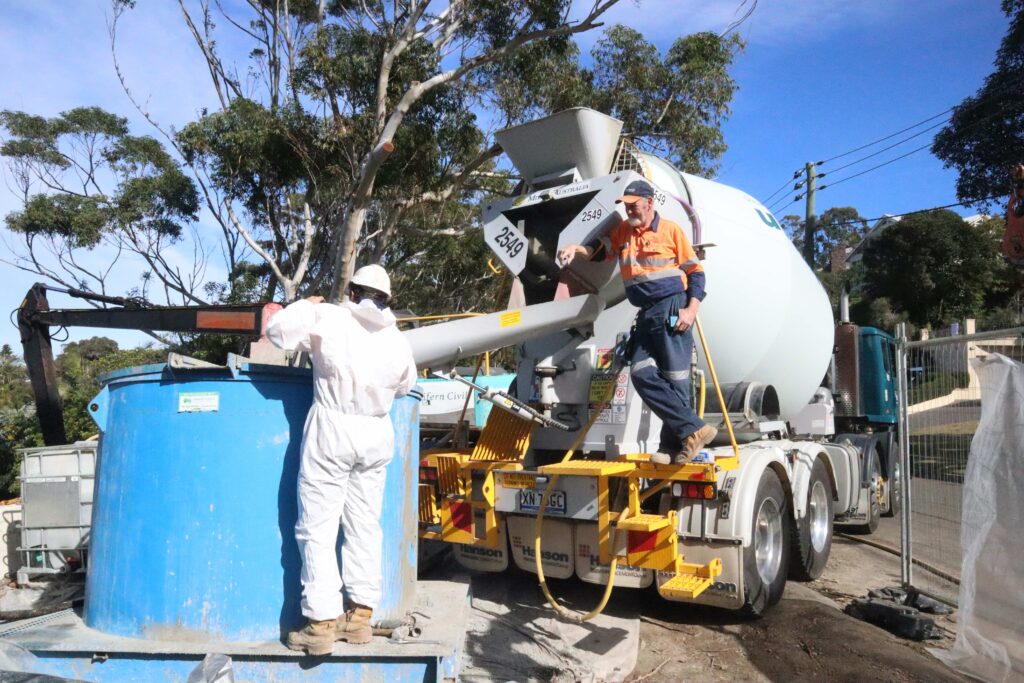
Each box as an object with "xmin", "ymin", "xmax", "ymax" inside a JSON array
[{"xmin": 932, "ymin": 353, "xmax": 1024, "ymax": 682}]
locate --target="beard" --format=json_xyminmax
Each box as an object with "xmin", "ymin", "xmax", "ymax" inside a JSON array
[{"xmin": 628, "ymin": 216, "xmax": 643, "ymax": 227}]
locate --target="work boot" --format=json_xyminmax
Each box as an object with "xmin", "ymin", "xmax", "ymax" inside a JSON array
[
  {"xmin": 336, "ymin": 604, "xmax": 373, "ymax": 645},
  {"xmin": 650, "ymin": 450, "xmax": 674, "ymax": 465},
  {"xmin": 676, "ymin": 425, "xmax": 718, "ymax": 464},
  {"xmin": 286, "ymin": 619, "xmax": 336, "ymax": 656}
]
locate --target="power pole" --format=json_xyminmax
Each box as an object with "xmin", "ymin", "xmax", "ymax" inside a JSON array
[{"xmin": 802, "ymin": 161, "xmax": 817, "ymax": 267}]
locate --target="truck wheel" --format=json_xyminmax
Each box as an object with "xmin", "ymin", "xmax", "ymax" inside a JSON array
[
  {"xmin": 789, "ymin": 458, "xmax": 833, "ymax": 581},
  {"xmin": 741, "ymin": 468, "xmax": 790, "ymax": 617},
  {"xmin": 851, "ymin": 450, "xmax": 881, "ymax": 534},
  {"xmin": 881, "ymin": 457, "xmax": 901, "ymax": 518}
]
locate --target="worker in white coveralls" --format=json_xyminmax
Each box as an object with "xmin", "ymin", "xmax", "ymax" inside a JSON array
[{"xmin": 267, "ymin": 264, "xmax": 417, "ymax": 655}]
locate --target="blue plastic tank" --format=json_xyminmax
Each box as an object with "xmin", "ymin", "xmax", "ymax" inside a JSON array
[{"xmin": 85, "ymin": 357, "xmax": 420, "ymax": 641}]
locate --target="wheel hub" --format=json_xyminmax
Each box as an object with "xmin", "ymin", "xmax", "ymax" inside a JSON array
[
  {"xmin": 755, "ymin": 497, "xmax": 783, "ymax": 584},
  {"xmin": 808, "ymin": 480, "xmax": 830, "ymax": 552}
]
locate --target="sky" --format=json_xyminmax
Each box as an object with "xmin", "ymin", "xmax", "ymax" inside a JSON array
[{"xmin": 0, "ymin": 0, "xmax": 1012, "ymax": 354}]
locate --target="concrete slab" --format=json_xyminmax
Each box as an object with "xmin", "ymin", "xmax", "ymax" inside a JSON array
[{"xmin": 0, "ymin": 580, "xmax": 470, "ymax": 682}]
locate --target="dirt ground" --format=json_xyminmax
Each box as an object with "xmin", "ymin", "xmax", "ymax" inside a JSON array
[
  {"xmin": 626, "ymin": 518, "xmax": 966, "ymax": 683},
  {"xmin": 436, "ymin": 513, "xmax": 969, "ymax": 682}
]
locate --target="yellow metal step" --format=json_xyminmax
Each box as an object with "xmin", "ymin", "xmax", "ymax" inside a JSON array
[
  {"xmin": 538, "ymin": 460, "xmax": 637, "ymax": 477},
  {"xmin": 616, "ymin": 513, "xmax": 672, "ymax": 532},
  {"xmin": 659, "ymin": 572, "xmax": 714, "ymax": 599}
]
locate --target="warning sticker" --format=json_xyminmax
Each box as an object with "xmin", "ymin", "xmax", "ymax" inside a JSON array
[
  {"xmin": 500, "ymin": 472, "xmax": 536, "ymax": 489},
  {"xmin": 595, "ymin": 347, "xmax": 614, "ymax": 371},
  {"xmin": 589, "ymin": 372, "xmax": 629, "ymax": 423},
  {"xmin": 178, "ymin": 391, "xmax": 219, "ymax": 413},
  {"xmin": 499, "ymin": 310, "xmax": 522, "ymax": 328}
]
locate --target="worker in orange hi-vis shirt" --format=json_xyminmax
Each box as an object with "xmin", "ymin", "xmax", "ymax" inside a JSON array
[{"xmin": 559, "ymin": 179, "xmax": 717, "ymax": 464}]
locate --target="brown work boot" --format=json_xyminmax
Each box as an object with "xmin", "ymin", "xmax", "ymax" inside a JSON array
[
  {"xmin": 676, "ymin": 425, "xmax": 718, "ymax": 464},
  {"xmin": 286, "ymin": 618, "xmax": 336, "ymax": 655},
  {"xmin": 649, "ymin": 450, "xmax": 674, "ymax": 465},
  {"xmin": 335, "ymin": 604, "xmax": 373, "ymax": 644}
]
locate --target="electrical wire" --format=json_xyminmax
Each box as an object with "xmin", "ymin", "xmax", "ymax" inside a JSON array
[
  {"xmin": 818, "ymin": 76, "xmax": 1021, "ymax": 166},
  {"xmin": 823, "ymin": 119, "xmax": 948, "ymax": 176},
  {"xmin": 821, "ymin": 195, "xmax": 1002, "ymax": 230},
  {"xmin": 760, "ymin": 170, "xmax": 802, "ymax": 206},
  {"xmin": 819, "ymin": 90, "xmax": 1020, "ymax": 191},
  {"xmin": 820, "ymin": 141, "xmax": 934, "ymax": 190},
  {"xmin": 820, "ymin": 109, "xmax": 952, "ymax": 165}
]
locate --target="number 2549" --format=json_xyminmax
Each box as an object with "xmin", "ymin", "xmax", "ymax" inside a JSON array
[{"xmin": 494, "ymin": 227, "xmax": 524, "ymax": 258}]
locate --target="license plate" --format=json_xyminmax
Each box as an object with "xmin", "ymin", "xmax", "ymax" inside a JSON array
[{"xmin": 519, "ymin": 489, "xmax": 566, "ymax": 515}]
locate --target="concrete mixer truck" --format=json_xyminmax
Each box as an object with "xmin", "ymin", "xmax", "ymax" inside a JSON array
[
  {"xmin": 407, "ymin": 108, "xmax": 899, "ymax": 616},
  {"xmin": 15, "ymin": 107, "xmax": 898, "ymax": 619}
]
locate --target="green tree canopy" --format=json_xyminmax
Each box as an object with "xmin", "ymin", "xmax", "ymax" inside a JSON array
[
  {"xmin": 4, "ymin": 2, "xmax": 746, "ymax": 322},
  {"xmin": 860, "ymin": 210, "xmax": 1001, "ymax": 326},
  {"xmin": 784, "ymin": 206, "xmax": 869, "ymax": 271},
  {"xmin": 0, "ymin": 107, "xmax": 203, "ymax": 304},
  {"xmin": 932, "ymin": 0, "xmax": 1024, "ymax": 208}
]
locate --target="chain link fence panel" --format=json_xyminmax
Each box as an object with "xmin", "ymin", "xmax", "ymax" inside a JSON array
[{"xmin": 896, "ymin": 325, "xmax": 1024, "ymax": 605}]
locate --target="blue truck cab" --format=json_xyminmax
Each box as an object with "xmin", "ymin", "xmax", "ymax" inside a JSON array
[{"xmin": 857, "ymin": 326, "xmax": 898, "ymax": 426}]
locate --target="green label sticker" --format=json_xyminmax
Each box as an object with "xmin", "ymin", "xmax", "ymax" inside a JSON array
[{"xmin": 178, "ymin": 391, "xmax": 220, "ymax": 413}]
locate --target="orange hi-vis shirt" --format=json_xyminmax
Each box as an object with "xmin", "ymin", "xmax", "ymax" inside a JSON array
[{"xmin": 593, "ymin": 213, "xmax": 706, "ymax": 307}]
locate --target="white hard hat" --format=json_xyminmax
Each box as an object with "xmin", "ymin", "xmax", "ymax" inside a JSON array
[{"xmin": 350, "ymin": 264, "xmax": 391, "ymax": 298}]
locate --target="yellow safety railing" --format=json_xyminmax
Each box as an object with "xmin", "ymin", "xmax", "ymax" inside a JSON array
[{"xmin": 534, "ymin": 313, "xmax": 738, "ymax": 622}]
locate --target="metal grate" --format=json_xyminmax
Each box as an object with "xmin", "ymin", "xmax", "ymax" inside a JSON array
[
  {"xmin": 434, "ymin": 455, "xmax": 463, "ymax": 497},
  {"xmin": 611, "ymin": 138, "xmax": 650, "ymax": 177},
  {"xmin": 469, "ymin": 408, "xmax": 534, "ymax": 462},
  {"xmin": 418, "ymin": 484, "xmax": 439, "ymax": 524}
]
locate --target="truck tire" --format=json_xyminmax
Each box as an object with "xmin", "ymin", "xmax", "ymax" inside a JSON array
[
  {"xmin": 850, "ymin": 450, "xmax": 881, "ymax": 534},
  {"xmin": 882, "ymin": 456, "xmax": 901, "ymax": 518},
  {"xmin": 789, "ymin": 458, "xmax": 833, "ymax": 581},
  {"xmin": 741, "ymin": 468, "xmax": 791, "ymax": 617}
]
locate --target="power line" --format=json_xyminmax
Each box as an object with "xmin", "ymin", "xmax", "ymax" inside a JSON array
[
  {"xmin": 820, "ymin": 141, "xmax": 933, "ymax": 190},
  {"xmin": 821, "ymin": 93, "xmax": 1020, "ymax": 191},
  {"xmin": 821, "ymin": 195, "xmax": 1002, "ymax": 229},
  {"xmin": 823, "ymin": 119, "xmax": 948, "ymax": 175},
  {"xmin": 819, "ymin": 76, "xmax": 1021, "ymax": 166},
  {"xmin": 820, "ymin": 109, "xmax": 951, "ymax": 164},
  {"xmin": 760, "ymin": 169, "xmax": 801, "ymax": 205}
]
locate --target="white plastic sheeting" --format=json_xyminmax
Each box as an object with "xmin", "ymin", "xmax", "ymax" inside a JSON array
[{"xmin": 933, "ymin": 353, "xmax": 1024, "ymax": 682}]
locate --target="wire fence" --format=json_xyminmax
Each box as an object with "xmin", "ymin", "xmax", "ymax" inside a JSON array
[{"xmin": 896, "ymin": 324, "xmax": 1024, "ymax": 605}]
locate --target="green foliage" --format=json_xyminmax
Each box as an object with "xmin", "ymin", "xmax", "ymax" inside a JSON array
[
  {"xmin": 56, "ymin": 338, "xmax": 166, "ymax": 442},
  {"xmin": 1, "ymin": 107, "xmax": 200, "ymax": 281},
  {"xmin": 860, "ymin": 210, "xmax": 1000, "ymax": 327},
  {"xmin": 0, "ymin": 345, "xmax": 43, "ymax": 498},
  {"xmin": 848, "ymin": 296, "xmax": 912, "ymax": 334},
  {"xmin": 932, "ymin": 1, "xmax": 1024, "ymax": 208},
  {"xmin": 786, "ymin": 207, "xmax": 869, "ymax": 271},
  {"xmin": 386, "ymin": 205, "xmax": 508, "ymax": 315},
  {"xmin": 485, "ymin": 26, "xmax": 743, "ymax": 176}
]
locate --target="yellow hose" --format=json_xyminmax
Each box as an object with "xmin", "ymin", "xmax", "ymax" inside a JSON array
[
  {"xmin": 533, "ymin": 376, "xmax": 673, "ymax": 623},
  {"xmin": 694, "ymin": 317, "xmax": 739, "ymax": 458},
  {"xmin": 533, "ymin": 377, "xmax": 615, "ymax": 623},
  {"xmin": 534, "ymin": 314, "xmax": 728, "ymax": 621}
]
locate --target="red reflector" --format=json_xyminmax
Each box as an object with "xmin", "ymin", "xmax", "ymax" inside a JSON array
[
  {"xmin": 450, "ymin": 501, "xmax": 473, "ymax": 531},
  {"xmin": 628, "ymin": 530, "xmax": 658, "ymax": 553},
  {"xmin": 687, "ymin": 484, "xmax": 699, "ymax": 498},
  {"xmin": 196, "ymin": 310, "xmax": 256, "ymax": 331}
]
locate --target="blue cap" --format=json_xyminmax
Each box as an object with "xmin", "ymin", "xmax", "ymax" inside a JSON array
[{"xmin": 616, "ymin": 180, "xmax": 655, "ymax": 204}]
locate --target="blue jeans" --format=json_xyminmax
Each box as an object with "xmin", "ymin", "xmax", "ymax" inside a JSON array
[{"xmin": 629, "ymin": 293, "xmax": 705, "ymax": 452}]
